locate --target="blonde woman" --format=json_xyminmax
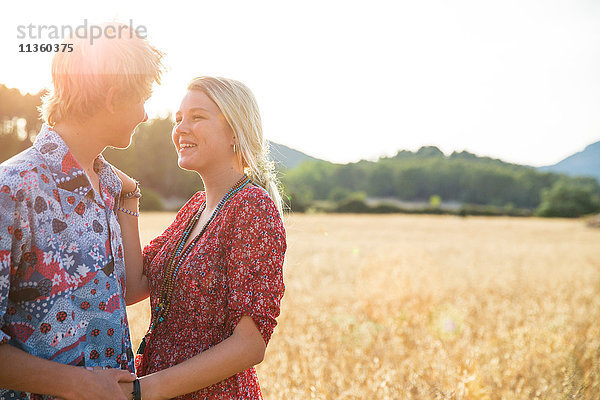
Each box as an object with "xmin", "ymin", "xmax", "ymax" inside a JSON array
[{"xmin": 118, "ymin": 77, "xmax": 286, "ymax": 399}]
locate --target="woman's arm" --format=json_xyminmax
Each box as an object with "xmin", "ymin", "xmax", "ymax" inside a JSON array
[
  {"xmin": 123, "ymin": 316, "xmax": 266, "ymax": 400},
  {"xmin": 118, "ymin": 197, "xmax": 149, "ymax": 305},
  {"xmin": 112, "ymin": 167, "xmax": 149, "ymax": 305}
]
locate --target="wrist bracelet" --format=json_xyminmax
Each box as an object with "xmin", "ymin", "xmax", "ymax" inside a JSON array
[
  {"xmin": 118, "ymin": 207, "xmax": 140, "ymax": 217},
  {"xmin": 132, "ymin": 378, "xmax": 142, "ymax": 400}
]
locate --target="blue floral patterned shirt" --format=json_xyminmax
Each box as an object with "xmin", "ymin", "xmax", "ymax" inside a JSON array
[{"xmin": 0, "ymin": 124, "xmax": 134, "ymax": 399}]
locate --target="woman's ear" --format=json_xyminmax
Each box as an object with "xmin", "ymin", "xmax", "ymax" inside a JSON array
[{"xmin": 104, "ymin": 87, "xmax": 117, "ymax": 114}]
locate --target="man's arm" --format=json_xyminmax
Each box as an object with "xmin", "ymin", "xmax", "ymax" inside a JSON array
[{"xmin": 0, "ymin": 343, "xmax": 135, "ymax": 399}]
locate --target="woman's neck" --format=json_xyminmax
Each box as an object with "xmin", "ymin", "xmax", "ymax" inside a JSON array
[{"xmin": 201, "ymin": 167, "xmax": 247, "ymax": 212}]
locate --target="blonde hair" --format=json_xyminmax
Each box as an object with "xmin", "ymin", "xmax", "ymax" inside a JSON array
[
  {"xmin": 187, "ymin": 76, "xmax": 283, "ymax": 214},
  {"xmin": 40, "ymin": 23, "xmax": 165, "ymax": 126}
]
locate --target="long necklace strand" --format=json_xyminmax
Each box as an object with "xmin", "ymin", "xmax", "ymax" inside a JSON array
[{"xmin": 137, "ymin": 175, "xmax": 250, "ymax": 357}]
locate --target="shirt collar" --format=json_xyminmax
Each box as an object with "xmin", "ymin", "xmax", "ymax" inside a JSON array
[{"xmin": 33, "ymin": 124, "xmax": 121, "ymax": 215}]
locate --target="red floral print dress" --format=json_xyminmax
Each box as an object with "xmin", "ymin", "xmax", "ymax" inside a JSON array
[{"xmin": 137, "ymin": 185, "xmax": 286, "ymax": 399}]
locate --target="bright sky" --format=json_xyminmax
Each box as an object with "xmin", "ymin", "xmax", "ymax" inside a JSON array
[{"xmin": 1, "ymin": 0, "xmax": 599, "ymax": 167}]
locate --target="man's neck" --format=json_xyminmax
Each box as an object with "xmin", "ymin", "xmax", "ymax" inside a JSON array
[{"xmin": 52, "ymin": 121, "xmax": 106, "ymax": 173}]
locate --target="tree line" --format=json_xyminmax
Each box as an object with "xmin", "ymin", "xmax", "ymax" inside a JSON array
[
  {"xmin": 1, "ymin": 84, "xmax": 598, "ymax": 217},
  {"xmin": 281, "ymin": 146, "xmax": 600, "ymax": 217}
]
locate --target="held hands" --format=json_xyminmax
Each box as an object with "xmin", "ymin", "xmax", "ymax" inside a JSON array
[
  {"xmin": 57, "ymin": 368, "xmax": 136, "ymax": 400},
  {"xmin": 87, "ymin": 368, "xmax": 137, "ymax": 400}
]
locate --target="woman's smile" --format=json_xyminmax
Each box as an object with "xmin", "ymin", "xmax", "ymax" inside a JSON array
[{"xmin": 178, "ymin": 142, "xmax": 198, "ymax": 154}]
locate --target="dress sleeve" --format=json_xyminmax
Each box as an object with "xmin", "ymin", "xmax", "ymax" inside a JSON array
[
  {"xmin": 225, "ymin": 191, "xmax": 286, "ymax": 345},
  {"xmin": 142, "ymin": 192, "xmax": 202, "ymax": 275},
  {"xmin": 0, "ymin": 188, "xmax": 22, "ymax": 345}
]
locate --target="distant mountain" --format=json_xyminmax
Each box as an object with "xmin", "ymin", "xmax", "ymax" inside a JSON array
[
  {"xmin": 268, "ymin": 141, "xmax": 322, "ymax": 170},
  {"xmin": 538, "ymin": 141, "xmax": 600, "ymax": 183}
]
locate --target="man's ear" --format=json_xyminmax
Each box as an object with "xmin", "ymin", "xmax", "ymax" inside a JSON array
[{"xmin": 105, "ymin": 87, "xmax": 117, "ymax": 114}]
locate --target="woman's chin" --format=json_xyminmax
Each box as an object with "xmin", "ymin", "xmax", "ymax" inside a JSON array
[
  {"xmin": 177, "ymin": 159, "xmax": 190, "ymax": 170},
  {"xmin": 177, "ymin": 158, "xmax": 199, "ymax": 173}
]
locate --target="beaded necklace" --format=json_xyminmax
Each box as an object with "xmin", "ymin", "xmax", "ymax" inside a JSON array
[{"xmin": 136, "ymin": 174, "xmax": 251, "ymax": 358}]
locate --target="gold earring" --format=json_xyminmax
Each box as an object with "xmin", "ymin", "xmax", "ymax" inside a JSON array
[{"xmin": 233, "ymin": 143, "xmax": 237, "ymax": 153}]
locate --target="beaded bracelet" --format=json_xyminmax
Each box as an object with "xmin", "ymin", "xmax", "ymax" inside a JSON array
[{"xmin": 118, "ymin": 207, "xmax": 140, "ymax": 217}]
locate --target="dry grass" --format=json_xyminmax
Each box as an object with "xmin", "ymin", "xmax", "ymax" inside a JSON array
[{"xmin": 127, "ymin": 213, "xmax": 600, "ymax": 399}]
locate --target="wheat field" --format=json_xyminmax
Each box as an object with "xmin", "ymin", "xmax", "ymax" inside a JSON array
[{"xmin": 126, "ymin": 213, "xmax": 600, "ymax": 399}]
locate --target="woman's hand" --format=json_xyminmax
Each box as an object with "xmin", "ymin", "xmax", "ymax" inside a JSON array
[{"xmin": 111, "ymin": 165, "xmax": 138, "ymax": 195}]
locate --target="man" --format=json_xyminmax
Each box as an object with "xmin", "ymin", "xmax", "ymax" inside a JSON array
[{"xmin": 0, "ymin": 23, "xmax": 164, "ymax": 399}]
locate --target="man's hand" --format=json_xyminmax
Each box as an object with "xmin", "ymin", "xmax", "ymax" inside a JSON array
[
  {"xmin": 119, "ymin": 380, "xmax": 134, "ymax": 400},
  {"xmin": 64, "ymin": 368, "xmax": 136, "ymax": 400}
]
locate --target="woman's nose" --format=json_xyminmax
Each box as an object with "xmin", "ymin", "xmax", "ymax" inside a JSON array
[
  {"xmin": 142, "ymin": 112, "xmax": 148, "ymax": 123},
  {"xmin": 174, "ymin": 119, "xmax": 187, "ymax": 134}
]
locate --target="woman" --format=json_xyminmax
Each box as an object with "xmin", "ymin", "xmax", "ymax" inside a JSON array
[{"xmin": 117, "ymin": 77, "xmax": 286, "ymax": 399}]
